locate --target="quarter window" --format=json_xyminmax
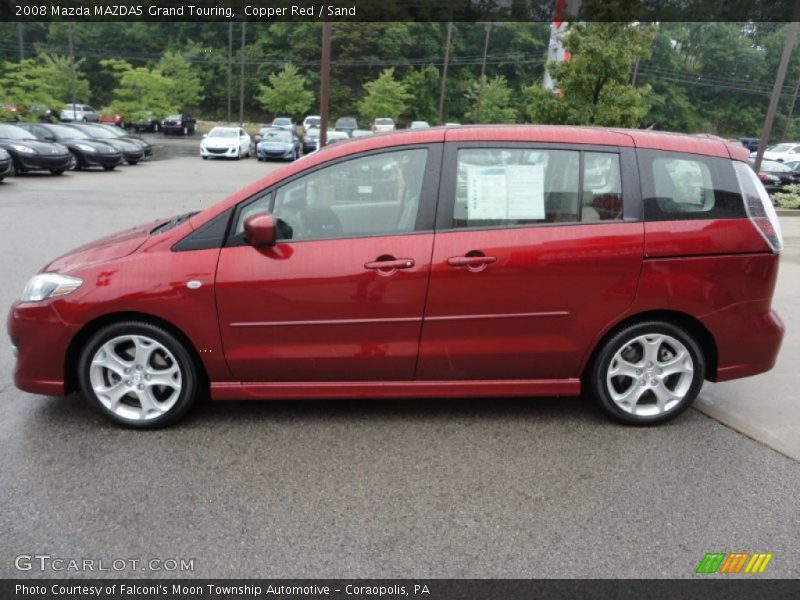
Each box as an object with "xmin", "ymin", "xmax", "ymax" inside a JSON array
[
  {"xmin": 640, "ymin": 150, "xmax": 745, "ymax": 220},
  {"xmin": 583, "ymin": 152, "xmax": 623, "ymax": 221},
  {"xmin": 271, "ymin": 148, "xmax": 429, "ymax": 241}
]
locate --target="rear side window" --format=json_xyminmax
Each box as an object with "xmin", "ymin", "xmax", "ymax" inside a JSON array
[
  {"xmin": 639, "ymin": 150, "xmax": 745, "ymax": 220},
  {"xmin": 452, "ymin": 148, "xmax": 623, "ymax": 228}
]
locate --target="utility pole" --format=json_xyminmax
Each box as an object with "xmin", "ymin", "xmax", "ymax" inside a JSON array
[
  {"xmin": 239, "ymin": 22, "xmax": 246, "ymax": 126},
  {"xmin": 755, "ymin": 21, "xmax": 798, "ymax": 173},
  {"xmin": 320, "ymin": 22, "xmax": 332, "ymax": 148},
  {"xmin": 227, "ymin": 22, "xmax": 232, "ymax": 123},
  {"xmin": 475, "ymin": 22, "xmax": 493, "ymax": 123},
  {"xmin": 438, "ymin": 21, "xmax": 453, "ymax": 125},
  {"xmin": 68, "ymin": 23, "xmax": 77, "ymax": 119},
  {"xmin": 631, "ymin": 58, "xmax": 640, "ymax": 86},
  {"xmin": 17, "ymin": 23, "xmax": 24, "ymax": 60},
  {"xmin": 781, "ymin": 71, "xmax": 800, "ymax": 141}
]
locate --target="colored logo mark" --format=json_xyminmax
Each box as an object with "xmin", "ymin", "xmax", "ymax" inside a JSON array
[{"xmin": 696, "ymin": 552, "xmax": 773, "ymax": 574}]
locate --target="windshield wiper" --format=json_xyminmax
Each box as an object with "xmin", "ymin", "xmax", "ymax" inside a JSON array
[{"xmin": 151, "ymin": 211, "xmax": 198, "ymax": 234}]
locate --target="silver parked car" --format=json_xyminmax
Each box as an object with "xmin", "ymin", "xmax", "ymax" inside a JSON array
[{"xmin": 60, "ymin": 104, "xmax": 99, "ymax": 123}]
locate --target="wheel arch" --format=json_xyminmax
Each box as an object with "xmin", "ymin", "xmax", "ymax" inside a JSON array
[
  {"xmin": 582, "ymin": 310, "xmax": 718, "ymax": 383},
  {"xmin": 64, "ymin": 311, "xmax": 209, "ymax": 394}
]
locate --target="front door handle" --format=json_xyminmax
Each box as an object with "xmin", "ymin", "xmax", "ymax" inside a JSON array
[{"xmin": 364, "ymin": 256, "xmax": 415, "ymax": 275}]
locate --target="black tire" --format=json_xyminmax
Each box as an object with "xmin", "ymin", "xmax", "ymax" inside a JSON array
[
  {"xmin": 127, "ymin": 160, "xmax": 138, "ymax": 166},
  {"xmin": 50, "ymin": 169, "xmax": 65, "ymax": 175},
  {"xmin": 202, "ymin": 156, "xmax": 208, "ymax": 160},
  {"xmin": 68, "ymin": 152, "xmax": 80, "ymax": 171},
  {"xmin": 78, "ymin": 321, "xmax": 200, "ymax": 428},
  {"xmin": 586, "ymin": 320, "xmax": 705, "ymax": 426},
  {"xmin": 154, "ymin": 123, "xmax": 160, "ymax": 132},
  {"xmin": 102, "ymin": 165, "xmax": 116, "ymax": 171},
  {"xmin": 182, "ymin": 126, "xmax": 188, "ymax": 135}
]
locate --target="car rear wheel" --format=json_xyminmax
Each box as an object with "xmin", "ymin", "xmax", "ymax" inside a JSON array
[
  {"xmin": 78, "ymin": 322, "xmax": 200, "ymax": 428},
  {"xmin": 587, "ymin": 321, "xmax": 705, "ymax": 425},
  {"xmin": 50, "ymin": 169, "xmax": 65, "ymax": 175}
]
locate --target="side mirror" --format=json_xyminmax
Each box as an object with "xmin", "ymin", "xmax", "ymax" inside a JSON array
[{"xmin": 244, "ymin": 213, "xmax": 276, "ymax": 248}]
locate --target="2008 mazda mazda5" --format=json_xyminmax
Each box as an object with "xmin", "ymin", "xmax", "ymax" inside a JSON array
[{"xmin": 8, "ymin": 126, "xmax": 784, "ymax": 428}]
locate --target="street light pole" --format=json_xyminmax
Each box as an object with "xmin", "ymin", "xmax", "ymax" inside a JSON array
[
  {"xmin": 438, "ymin": 21, "xmax": 453, "ymax": 125},
  {"xmin": 239, "ymin": 22, "xmax": 246, "ymax": 126},
  {"xmin": 320, "ymin": 22, "xmax": 332, "ymax": 148}
]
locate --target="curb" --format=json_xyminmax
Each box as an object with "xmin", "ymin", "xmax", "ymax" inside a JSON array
[{"xmin": 776, "ymin": 209, "xmax": 800, "ymax": 217}]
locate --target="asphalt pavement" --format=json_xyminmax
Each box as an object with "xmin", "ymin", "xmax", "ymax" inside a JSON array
[{"xmin": 1, "ymin": 145, "xmax": 798, "ymax": 579}]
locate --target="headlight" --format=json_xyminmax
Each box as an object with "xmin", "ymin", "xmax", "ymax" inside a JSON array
[
  {"xmin": 10, "ymin": 144, "xmax": 36, "ymax": 154},
  {"xmin": 76, "ymin": 143, "xmax": 97, "ymax": 153},
  {"xmin": 21, "ymin": 273, "xmax": 84, "ymax": 302}
]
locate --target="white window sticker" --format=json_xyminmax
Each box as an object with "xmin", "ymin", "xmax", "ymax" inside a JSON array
[{"xmin": 466, "ymin": 165, "xmax": 544, "ymax": 220}]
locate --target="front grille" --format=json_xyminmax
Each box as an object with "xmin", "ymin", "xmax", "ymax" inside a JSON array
[{"xmin": 206, "ymin": 148, "xmax": 229, "ymax": 155}]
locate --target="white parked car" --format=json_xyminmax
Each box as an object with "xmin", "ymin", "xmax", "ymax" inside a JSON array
[
  {"xmin": 200, "ymin": 127, "xmax": 251, "ymax": 160},
  {"xmin": 372, "ymin": 118, "xmax": 395, "ymax": 133},
  {"xmin": 303, "ymin": 115, "xmax": 321, "ymax": 131},
  {"xmin": 315, "ymin": 130, "xmax": 350, "ymax": 151},
  {"xmin": 750, "ymin": 142, "xmax": 800, "ymax": 163},
  {"xmin": 409, "ymin": 120, "xmax": 430, "ymax": 129}
]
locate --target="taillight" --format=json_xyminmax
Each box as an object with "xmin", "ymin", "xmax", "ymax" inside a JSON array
[{"xmin": 734, "ymin": 161, "xmax": 783, "ymax": 252}]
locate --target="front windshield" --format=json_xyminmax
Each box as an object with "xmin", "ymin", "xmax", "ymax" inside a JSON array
[
  {"xmin": 208, "ymin": 129, "xmax": 238, "ymax": 138},
  {"xmin": 50, "ymin": 124, "xmax": 92, "ymax": 140},
  {"xmin": 273, "ymin": 118, "xmax": 291, "ymax": 126},
  {"xmin": 79, "ymin": 126, "xmax": 114, "ymax": 139},
  {"xmin": 762, "ymin": 160, "xmax": 791, "ymax": 172},
  {"xmin": 0, "ymin": 124, "xmax": 36, "ymax": 140},
  {"xmin": 305, "ymin": 118, "xmax": 320, "ymax": 127},
  {"xmin": 261, "ymin": 130, "xmax": 292, "ymax": 142},
  {"xmin": 769, "ymin": 144, "xmax": 791, "ymax": 152},
  {"xmin": 100, "ymin": 125, "xmax": 127, "ymax": 137}
]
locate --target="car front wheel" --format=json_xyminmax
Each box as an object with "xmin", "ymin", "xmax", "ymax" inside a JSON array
[
  {"xmin": 78, "ymin": 321, "xmax": 200, "ymax": 428},
  {"xmin": 587, "ymin": 321, "xmax": 705, "ymax": 425}
]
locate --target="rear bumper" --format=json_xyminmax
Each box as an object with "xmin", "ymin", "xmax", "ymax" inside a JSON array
[
  {"xmin": 705, "ymin": 307, "xmax": 784, "ymax": 382},
  {"xmin": 7, "ymin": 301, "xmax": 78, "ymax": 397}
]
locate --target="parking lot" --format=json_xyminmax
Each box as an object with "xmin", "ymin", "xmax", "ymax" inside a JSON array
[{"xmin": 1, "ymin": 147, "xmax": 799, "ymax": 578}]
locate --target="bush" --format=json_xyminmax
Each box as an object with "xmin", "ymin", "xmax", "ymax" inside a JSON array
[{"xmin": 772, "ymin": 183, "xmax": 800, "ymax": 209}]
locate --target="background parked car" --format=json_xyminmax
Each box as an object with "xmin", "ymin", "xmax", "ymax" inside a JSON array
[
  {"xmin": 270, "ymin": 117, "xmax": 296, "ymax": 133},
  {"xmin": 0, "ymin": 147, "xmax": 13, "ymax": 181},
  {"xmin": 19, "ymin": 123, "xmax": 123, "ymax": 171},
  {"xmin": 0, "ymin": 123, "xmax": 72, "ymax": 175},
  {"xmin": 132, "ymin": 112, "xmax": 162, "ymax": 133},
  {"xmin": 302, "ymin": 115, "xmax": 321, "ymax": 132},
  {"xmin": 162, "ymin": 114, "xmax": 196, "ymax": 135},
  {"xmin": 750, "ymin": 142, "xmax": 800, "ymax": 163},
  {"xmin": 256, "ymin": 128, "xmax": 301, "ymax": 162},
  {"xmin": 317, "ymin": 130, "xmax": 350, "ymax": 150},
  {"xmin": 60, "ymin": 104, "xmax": 99, "ymax": 123},
  {"xmin": 302, "ymin": 126, "xmax": 320, "ymax": 154},
  {"xmin": 335, "ymin": 116, "xmax": 359, "ymax": 136},
  {"xmin": 750, "ymin": 158, "xmax": 800, "ymax": 193},
  {"xmin": 740, "ymin": 137, "xmax": 760, "ymax": 152},
  {"xmin": 66, "ymin": 123, "xmax": 144, "ymax": 165},
  {"xmin": 92, "ymin": 124, "xmax": 153, "ymax": 158},
  {"xmin": 409, "ymin": 120, "xmax": 430, "ymax": 129},
  {"xmin": 200, "ymin": 126, "xmax": 251, "ymax": 160},
  {"xmin": 372, "ymin": 118, "xmax": 395, "ymax": 133},
  {"xmin": 99, "ymin": 112, "xmax": 125, "ymax": 127}
]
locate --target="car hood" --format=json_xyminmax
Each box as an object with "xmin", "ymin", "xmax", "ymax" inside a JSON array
[
  {"xmin": 0, "ymin": 139, "xmax": 69, "ymax": 154},
  {"xmin": 43, "ymin": 220, "xmax": 163, "ymax": 272},
  {"xmin": 258, "ymin": 140, "xmax": 292, "ymax": 147},
  {"xmin": 203, "ymin": 138, "xmax": 239, "ymax": 148},
  {"xmin": 63, "ymin": 139, "xmax": 119, "ymax": 153}
]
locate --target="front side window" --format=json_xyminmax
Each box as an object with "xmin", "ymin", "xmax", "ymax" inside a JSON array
[{"xmin": 270, "ymin": 148, "xmax": 429, "ymax": 241}]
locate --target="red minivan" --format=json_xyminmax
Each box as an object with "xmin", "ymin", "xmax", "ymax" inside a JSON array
[{"xmin": 7, "ymin": 126, "xmax": 785, "ymax": 428}]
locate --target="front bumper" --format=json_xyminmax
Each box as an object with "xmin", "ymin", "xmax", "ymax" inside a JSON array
[
  {"xmin": 84, "ymin": 151, "xmax": 123, "ymax": 168},
  {"xmin": 0, "ymin": 158, "xmax": 12, "ymax": 177},
  {"xmin": 122, "ymin": 148, "xmax": 145, "ymax": 163},
  {"xmin": 7, "ymin": 300, "xmax": 79, "ymax": 397},
  {"xmin": 201, "ymin": 145, "xmax": 239, "ymax": 158},
  {"xmin": 257, "ymin": 145, "xmax": 294, "ymax": 160},
  {"xmin": 15, "ymin": 152, "xmax": 71, "ymax": 172}
]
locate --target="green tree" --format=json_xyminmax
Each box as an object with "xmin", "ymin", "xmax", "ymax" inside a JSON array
[
  {"xmin": 0, "ymin": 53, "xmax": 90, "ymax": 118},
  {"xmin": 255, "ymin": 64, "xmax": 314, "ymax": 119},
  {"xmin": 524, "ymin": 22, "xmax": 655, "ymax": 127},
  {"xmin": 103, "ymin": 60, "xmax": 177, "ymax": 122},
  {"xmin": 158, "ymin": 51, "xmax": 204, "ymax": 109},
  {"xmin": 401, "ymin": 65, "xmax": 440, "ymax": 123},
  {"xmin": 465, "ymin": 75, "xmax": 518, "ymax": 123},
  {"xmin": 358, "ymin": 68, "xmax": 411, "ymax": 122}
]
